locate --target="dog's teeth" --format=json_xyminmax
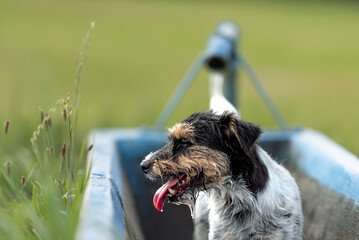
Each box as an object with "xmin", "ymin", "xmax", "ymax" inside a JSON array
[
  {"xmin": 190, "ymin": 169, "xmax": 197, "ymax": 177},
  {"xmin": 168, "ymin": 188, "xmax": 176, "ymax": 195}
]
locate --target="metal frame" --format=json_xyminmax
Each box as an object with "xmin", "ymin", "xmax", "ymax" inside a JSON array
[{"xmin": 155, "ymin": 21, "xmax": 287, "ymax": 130}]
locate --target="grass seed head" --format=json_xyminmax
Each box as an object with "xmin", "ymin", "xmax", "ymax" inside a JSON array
[
  {"xmin": 55, "ymin": 178, "xmax": 61, "ymax": 185},
  {"xmin": 62, "ymin": 109, "xmax": 67, "ymax": 121},
  {"xmin": 4, "ymin": 121, "xmax": 10, "ymax": 135},
  {"xmin": 61, "ymin": 143, "xmax": 66, "ymax": 158},
  {"xmin": 49, "ymin": 146, "xmax": 54, "ymax": 155},
  {"xmin": 21, "ymin": 176, "xmax": 26, "ymax": 185}
]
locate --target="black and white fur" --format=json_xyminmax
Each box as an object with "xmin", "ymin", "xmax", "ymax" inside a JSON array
[
  {"xmin": 188, "ymin": 112, "xmax": 303, "ymax": 240},
  {"xmin": 141, "ymin": 110, "xmax": 303, "ymax": 239},
  {"xmin": 193, "ymin": 148, "xmax": 303, "ymax": 240}
]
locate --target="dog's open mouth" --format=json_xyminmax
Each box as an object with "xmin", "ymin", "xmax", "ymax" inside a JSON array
[{"xmin": 153, "ymin": 169, "xmax": 199, "ymax": 212}]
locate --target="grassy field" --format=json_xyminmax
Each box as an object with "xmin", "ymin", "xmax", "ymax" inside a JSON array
[
  {"xmin": 0, "ymin": 1, "xmax": 358, "ymax": 152},
  {"xmin": 0, "ymin": 0, "xmax": 358, "ymax": 238}
]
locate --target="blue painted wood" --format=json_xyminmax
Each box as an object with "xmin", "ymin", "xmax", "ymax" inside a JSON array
[
  {"xmin": 77, "ymin": 128, "xmax": 193, "ymax": 240},
  {"xmin": 76, "ymin": 130, "xmax": 128, "ymax": 240},
  {"xmin": 292, "ymin": 129, "xmax": 359, "ymax": 203}
]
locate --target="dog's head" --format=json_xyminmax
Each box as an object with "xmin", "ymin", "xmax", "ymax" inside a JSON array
[{"xmin": 140, "ymin": 111, "xmax": 267, "ymax": 212}]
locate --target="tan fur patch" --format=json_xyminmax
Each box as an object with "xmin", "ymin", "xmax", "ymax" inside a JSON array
[
  {"xmin": 152, "ymin": 145, "xmax": 230, "ymax": 184},
  {"xmin": 179, "ymin": 146, "xmax": 230, "ymax": 184},
  {"xmin": 168, "ymin": 123, "xmax": 193, "ymax": 140}
]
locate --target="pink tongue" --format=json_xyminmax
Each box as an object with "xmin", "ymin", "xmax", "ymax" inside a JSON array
[{"xmin": 153, "ymin": 174, "xmax": 185, "ymax": 212}]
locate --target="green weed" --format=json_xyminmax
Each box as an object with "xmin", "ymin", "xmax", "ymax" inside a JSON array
[{"xmin": 0, "ymin": 22, "xmax": 95, "ymax": 240}]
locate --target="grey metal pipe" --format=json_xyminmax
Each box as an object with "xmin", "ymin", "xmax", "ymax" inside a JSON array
[{"xmin": 205, "ymin": 21, "xmax": 240, "ymax": 108}]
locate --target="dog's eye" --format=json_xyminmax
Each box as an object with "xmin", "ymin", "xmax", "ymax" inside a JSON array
[
  {"xmin": 173, "ymin": 139, "xmax": 192, "ymax": 154},
  {"xmin": 180, "ymin": 139, "xmax": 192, "ymax": 147}
]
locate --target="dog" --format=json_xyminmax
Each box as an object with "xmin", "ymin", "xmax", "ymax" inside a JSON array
[{"xmin": 141, "ymin": 111, "xmax": 303, "ymax": 240}]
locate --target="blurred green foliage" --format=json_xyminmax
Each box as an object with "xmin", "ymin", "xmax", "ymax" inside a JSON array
[
  {"xmin": 0, "ymin": 92, "xmax": 90, "ymax": 239},
  {"xmin": 0, "ymin": 0, "xmax": 358, "ymax": 157},
  {"xmin": 0, "ymin": 22, "xmax": 93, "ymax": 239}
]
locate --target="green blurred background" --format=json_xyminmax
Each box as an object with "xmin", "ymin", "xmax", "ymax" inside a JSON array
[{"xmin": 0, "ymin": 0, "xmax": 358, "ymax": 155}]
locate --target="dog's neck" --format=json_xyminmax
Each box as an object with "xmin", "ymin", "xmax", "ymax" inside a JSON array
[
  {"xmin": 207, "ymin": 176, "xmax": 256, "ymax": 213},
  {"xmin": 203, "ymin": 147, "xmax": 301, "ymax": 239},
  {"xmin": 204, "ymin": 147, "xmax": 273, "ymax": 239},
  {"xmin": 206, "ymin": 146, "xmax": 269, "ymax": 218},
  {"xmin": 194, "ymin": 148, "xmax": 303, "ymax": 240},
  {"xmin": 227, "ymin": 145, "xmax": 269, "ymax": 195},
  {"xmin": 205, "ymin": 176, "xmax": 257, "ymax": 239}
]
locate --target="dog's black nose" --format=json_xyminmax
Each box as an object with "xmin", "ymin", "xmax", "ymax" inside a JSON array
[{"xmin": 140, "ymin": 161, "xmax": 153, "ymax": 173}]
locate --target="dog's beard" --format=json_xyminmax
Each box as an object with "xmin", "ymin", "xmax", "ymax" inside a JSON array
[{"xmin": 167, "ymin": 173, "xmax": 207, "ymax": 218}]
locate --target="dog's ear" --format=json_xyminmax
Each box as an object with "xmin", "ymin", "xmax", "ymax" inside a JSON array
[{"xmin": 220, "ymin": 111, "xmax": 262, "ymax": 155}]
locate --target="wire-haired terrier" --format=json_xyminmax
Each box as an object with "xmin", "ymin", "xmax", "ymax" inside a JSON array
[{"xmin": 141, "ymin": 111, "xmax": 303, "ymax": 240}]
